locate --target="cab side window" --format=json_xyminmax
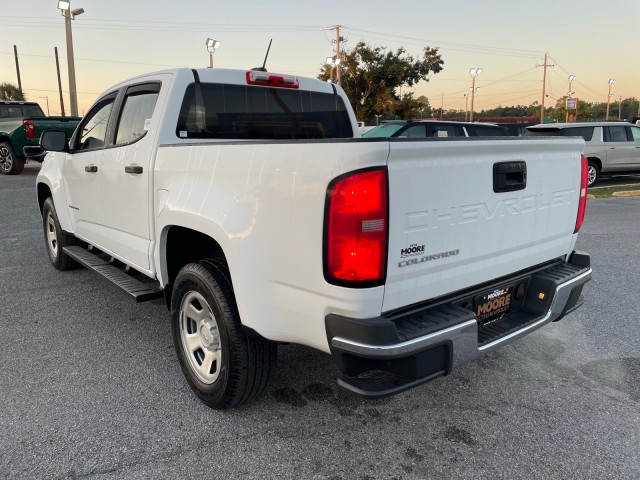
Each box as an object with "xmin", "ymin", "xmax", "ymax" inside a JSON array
[
  {"xmin": 397, "ymin": 125, "xmax": 426, "ymax": 138},
  {"xmin": 630, "ymin": 126, "xmax": 640, "ymax": 142},
  {"xmin": 115, "ymin": 85, "xmax": 160, "ymax": 145},
  {"xmin": 78, "ymin": 98, "xmax": 115, "ymax": 151}
]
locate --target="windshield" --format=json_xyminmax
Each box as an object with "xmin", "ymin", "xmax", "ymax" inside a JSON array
[{"xmin": 363, "ymin": 124, "xmax": 405, "ymax": 138}]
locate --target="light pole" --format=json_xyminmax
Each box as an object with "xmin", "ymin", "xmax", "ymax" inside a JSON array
[
  {"xmin": 605, "ymin": 78, "xmax": 615, "ymax": 120},
  {"xmin": 205, "ymin": 38, "xmax": 221, "ymax": 68},
  {"xmin": 464, "ymin": 94, "xmax": 469, "ymax": 122},
  {"xmin": 39, "ymin": 96, "xmax": 50, "ymax": 116},
  {"xmin": 469, "ymin": 67, "xmax": 482, "ymax": 122},
  {"xmin": 58, "ymin": 1, "xmax": 83, "ymax": 117},
  {"xmin": 566, "ymin": 75, "xmax": 576, "ymax": 122}
]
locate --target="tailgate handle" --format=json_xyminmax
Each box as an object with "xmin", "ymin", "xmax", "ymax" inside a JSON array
[
  {"xmin": 493, "ymin": 161, "xmax": 526, "ymax": 193},
  {"xmin": 125, "ymin": 164, "xmax": 143, "ymax": 174}
]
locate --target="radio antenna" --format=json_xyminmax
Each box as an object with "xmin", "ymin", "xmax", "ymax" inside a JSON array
[{"xmin": 251, "ymin": 39, "xmax": 272, "ymax": 72}]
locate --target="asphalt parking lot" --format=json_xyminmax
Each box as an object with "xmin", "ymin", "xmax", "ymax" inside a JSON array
[{"xmin": 1, "ymin": 164, "xmax": 638, "ymax": 479}]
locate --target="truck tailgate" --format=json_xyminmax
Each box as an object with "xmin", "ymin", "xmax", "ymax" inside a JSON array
[{"xmin": 383, "ymin": 137, "xmax": 584, "ymax": 312}]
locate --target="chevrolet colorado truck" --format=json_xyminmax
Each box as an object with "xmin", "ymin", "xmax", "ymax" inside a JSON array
[
  {"xmin": 33, "ymin": 68, "xmax": 591, "ymax": 409},
  {"xmin": 0, "ymin": 100, "xmax": 80, "ymax": 174}
]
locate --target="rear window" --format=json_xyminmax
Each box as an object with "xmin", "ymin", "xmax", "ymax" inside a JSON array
[
  {"xmin": 524, "ymin": 126, "xmax": 594, "ymax": 141},
  {"xmin": 466, "ymin": 125, "xmax": 508, "ymax": 137},
  {"xmin": 0, "ymin": 104, "xmax": 45, "ymax": 119},
  {"xmin": 176, "ymin": 83, "xmax": 353, "ymax": 140}
]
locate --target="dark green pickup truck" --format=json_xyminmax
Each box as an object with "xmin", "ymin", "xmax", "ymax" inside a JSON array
[{"xmin": 0, "ymin": 101, "xmax": 80, "ymax": 175}]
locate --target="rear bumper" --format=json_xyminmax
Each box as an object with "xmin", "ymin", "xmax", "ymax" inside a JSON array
[{"xmin": 326, "ymin": 251, "xmax": 591, "ymax": 397}]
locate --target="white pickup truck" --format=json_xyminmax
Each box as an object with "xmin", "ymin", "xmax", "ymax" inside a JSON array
[{"xmin": 34, "ymin": 68, "xmax": 592, "ymax": 409}]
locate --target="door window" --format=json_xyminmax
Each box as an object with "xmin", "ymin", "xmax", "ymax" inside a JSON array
[
  {"xmin": 605, "ymin": 126, "xmax": 629, "ymax": 142},
  {"xmin": 77, "ymin": 99, "xmax": 114, "ymax": 151},
  {"xmin": 630, "ymin": 126, "xmax": 640, "ymax": 142},
  {"xmin": 115, "ymin": 90, "xmax": 159, "ymax": 145},
  {"xmin": 397, "ymin": 125, "xmax": 426, "ymax": 138}
]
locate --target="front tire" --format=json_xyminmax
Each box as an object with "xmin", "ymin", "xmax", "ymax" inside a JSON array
[
  {"xmin": 171, "ymin": 260, "xmax": 277, "ymax": 409},
  {"xmin": 0, "ymin": 142, "xmax": 24, "ymax": 175},
  {"xmin": 42, "ymin": 197, "xmax": 79, "ymax": 270},
  {"xmin": 587, "ymin": 161, "xmax": 599, "ymax": 187}
]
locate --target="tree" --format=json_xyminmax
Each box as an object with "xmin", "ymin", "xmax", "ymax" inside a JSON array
[
  {"xmin": 0, "ymin": 82, "xmax": 25, "ymax": 101},
  {"xmin": 318, "ymin": 42, "xmax": 444, "ymax": 123}
]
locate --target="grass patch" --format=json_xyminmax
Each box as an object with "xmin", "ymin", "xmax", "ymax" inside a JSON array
[{"xmin": 589, "ymin": 185, "xmax": 640, "ymax": 198}]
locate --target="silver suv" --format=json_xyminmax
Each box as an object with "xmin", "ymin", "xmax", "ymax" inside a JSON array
[{"xmin": 525, "ymin": 122, "xmax": 640, "ymax": 186}]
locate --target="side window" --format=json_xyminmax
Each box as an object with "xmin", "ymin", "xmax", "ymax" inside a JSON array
[
  {"xmin": 427, "ymin": 125, "xmax": 463, "ymax": 138},
  {"xmin": 563, "ymin": 127, "xmax": 594, "ymax": 141},
  {"xmin": 115, "ymin": 90, "xmax": 159, "ymax": 145},
  {"xmin": 630, "ymin": 126, "xmax": 640, "ymax": 143},
  {"xmin": 397, "ymin": 125, "xmax": 426, "ymax": 138},
  {"xmin": 605, "ymin": 126, "xmax": 629, "ymax": 142},
  {"xmin": 77, "ymin": 98, "xmax": 114, "ymax": 151}
]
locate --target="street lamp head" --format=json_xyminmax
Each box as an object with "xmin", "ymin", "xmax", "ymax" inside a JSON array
[
  {"xmin": 568, "ymin": 75, "xmax": 576, "ymax": 82},
  {"xmin": 567, "ymin": 91, "xmax": 575, "ymax": 96},
  {"xmin": 58, "ymin": 0, "xmax": 70, "ymax": 10},
  {"xmin": 469, "ymin": 67, "xmax": 482, "ymax": 77},
  {"xmin": 608, "ymin": 78, "xmax": 616, "ymax": 85},
  {"xmin": 71, "ymin": 8, "xmax": 84, "ymax": 16},
  {"xmin": 205, "ymin": 38, "xmax": 221, "ymax": 50},
  {"xmin": 326, "ymin": 56, "xmax": 334, "ymax": 65}
]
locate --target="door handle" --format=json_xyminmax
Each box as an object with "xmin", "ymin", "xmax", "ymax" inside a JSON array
[
  {"xmin": 85, "ymin": 164, "xmax": 98, "ymax": 173},
  {"xmin": 608, "ymin": 147, "xmax": 616, "ymax": 150},
  {"xmin": 125, "ymin": 165, "xmax": 143, "ymax": 174}
]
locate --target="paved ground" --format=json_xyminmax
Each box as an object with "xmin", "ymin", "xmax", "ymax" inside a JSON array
[{"xmin": 1, "ymin": 164, "xmax": 638, "ymax": 479}]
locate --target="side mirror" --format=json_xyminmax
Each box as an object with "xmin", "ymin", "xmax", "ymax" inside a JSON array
[{"xmin": 41, "ymin": 130, "xmax": 69, "ymax": 152}]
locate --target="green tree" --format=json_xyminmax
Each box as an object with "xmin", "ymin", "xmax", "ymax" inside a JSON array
[
  {"xmin": 319, "ymin": 42, "xmax": 444, "ymax": 123},
  {"xmin": 0, "ymin": 82, "xmax": 25, "ymax": 101}
]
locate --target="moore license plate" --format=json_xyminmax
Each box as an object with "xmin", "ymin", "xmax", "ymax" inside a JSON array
[{"xmin": 475, "ymin": 286, "xmax": 513, "ymax": 324}]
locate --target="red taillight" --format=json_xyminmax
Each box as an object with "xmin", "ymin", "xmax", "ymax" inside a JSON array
[
  {"xmin": 24, "ymin": 120, "xmax": 36, "ymax": 139},
  {"xmin": 575, "ymin": 155, "xmax": 588, "ymax": 233},
  {"xmin": 325, "ymin": 169, "xmax": 388, "ymax": 286},
  {"xmin": 246, "ymin": 71, "xmax": 299, "ymax": 89}
]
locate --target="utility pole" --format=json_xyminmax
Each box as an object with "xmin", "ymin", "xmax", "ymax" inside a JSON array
[
  {"xmin": 13, "ymin": 45, "xmax": 22, "ymax": 96},
  {"xmin": 619, "ymin": 96, "xmax": 623, "ymax": 120},
  {"xmin": 54, "ymin": 47, "xmax": 66, "ymax": 117},
  {"xmin": 538, "ymin": 53, "xmax": 554, "ymax": 123}
]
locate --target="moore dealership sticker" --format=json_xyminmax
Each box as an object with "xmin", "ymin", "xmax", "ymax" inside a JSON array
[{"xmin": 475, "ymin": 286, "xmax": 513, "ymax": 323}]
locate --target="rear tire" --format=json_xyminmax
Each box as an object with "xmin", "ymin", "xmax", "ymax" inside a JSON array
[
  {"xmin": 0, "ymin": 142, "xmax": 24, "ymax": 175},
  {"xmin": 42, "ymin": 197, "xmax": 79, "ymax": 270},
  {"xmin": 171, "ymin": 260, "xmax": 277, "ymax": 409},
  {"xmin": 587, "ymin": 161, "xmax": 599, "ymax": 187}
]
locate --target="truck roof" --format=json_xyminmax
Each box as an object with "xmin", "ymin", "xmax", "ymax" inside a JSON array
[{"xmin": 0, "ymin": 100, "xmax": 40, "ymax": 106}]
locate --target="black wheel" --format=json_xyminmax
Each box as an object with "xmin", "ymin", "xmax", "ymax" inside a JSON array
[
  {"xmin": 587, "ymin": 161, "xmax": 599, "ymax": 187},
  {"xmin": 42, "ymin": 197, "xmax": 79, "ymax": 270},
  {"xmin": 0, "ymin": 142, "xmax": 24, "ymax": 175},
  {"xmin": 171, "ymin": 260, "xmax": 277, "ymax": 409}
]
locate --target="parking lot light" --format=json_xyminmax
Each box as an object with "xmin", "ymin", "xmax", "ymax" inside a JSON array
[
  {"xmin": 606, "ymin": 78, "xmax": 616, "ymax": 120},
  {"xmin": 469, "ymin": 67, "xmax": 482, "ymax": 122},
  {"xmin": 58, "ymin": 0, "xmax": 83, "ymax": 117},
  {"xmin": 205, "ymin": 38, "xmax": 221, "ymax": 68}
]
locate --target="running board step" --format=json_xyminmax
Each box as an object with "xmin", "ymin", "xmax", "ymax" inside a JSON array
[
  {"xmin": 63, "ymin": 246, "xmax": 163, "ymax": 302},
  {"xmin": 337, "ymin": 370, "xmax": 445, "ymax": 398}
]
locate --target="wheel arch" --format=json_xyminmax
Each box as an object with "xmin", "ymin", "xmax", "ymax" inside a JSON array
[
  {"xmin": 586, "ymin": 156, "xmax": 602, "ymax": 171},
  {"xmin": 160, "ymin": 225, "xmax": 230, "ymax": 309}
]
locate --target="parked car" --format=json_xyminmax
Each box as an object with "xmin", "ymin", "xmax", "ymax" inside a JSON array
[
  {"xmin": 0, "ymin": 101, "xmax": 80, "ymax": 175},
  {"xmin": 524, "ymin": 122, "xmax": 640, "ymax": 186},
  {"xmin": 362, "ymin": 120, "xmax": 508, "ymax": 138}
]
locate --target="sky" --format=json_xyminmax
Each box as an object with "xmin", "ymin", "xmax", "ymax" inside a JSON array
[{"xmin": 1, "ymin": 0, "xmax": 639, "ymax": 118}]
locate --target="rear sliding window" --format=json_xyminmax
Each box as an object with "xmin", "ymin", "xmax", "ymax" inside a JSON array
[
  {"xmin": 176, "ymin": 83, "xmax": 353, "ymax": 139},
  {"xmin": 466, "ymin": 125, "xmax": 508, "ymax": 136},
  {"xmin": 0, "ymin": 105, "xmax": 45, "ymax": 118}
]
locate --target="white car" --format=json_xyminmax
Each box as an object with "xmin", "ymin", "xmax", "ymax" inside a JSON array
[{"xmin": 525, "ymin": 122, "xmax": 640, "ymax": 186}]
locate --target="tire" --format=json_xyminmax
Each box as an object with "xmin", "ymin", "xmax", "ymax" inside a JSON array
[
  {"xmin": 587, "ymin": 161, "xmax": 599, "ymax": 187},
  {"xmin": 42, "ymin": 197, "xmax": 79, "ymax": 270},
  {"xmin": 171, "ymin": 260, "xmax": 277, "ymax": 409},
  {"xmin": 0, "ymin": 142, "xmax": 25, "ymax": 175}
]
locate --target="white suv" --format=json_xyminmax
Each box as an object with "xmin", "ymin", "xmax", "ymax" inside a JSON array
[{"xmin": 525, "ymin": 122, "xmax": 640, "ymax": 186}]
